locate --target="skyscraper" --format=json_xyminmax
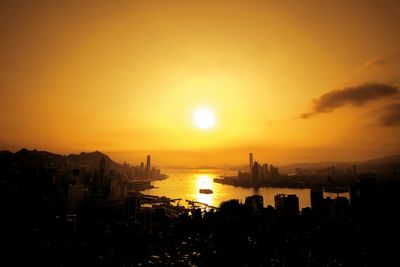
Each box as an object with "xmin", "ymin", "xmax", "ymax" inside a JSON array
[
  {"xmin": 245, "ymin": 195, "xmax": 264, "ymax": 212},
  {"xmin": 263, "ymin": 163, "xmax": 269, "ymax": 180},
  {"xmin": 140, "ymin": 162, "xmax": 144, "ymax": 172},
  {"xmin": 274, "ymin": 194, "xmax": 299, "ymax": 216},
  {"xmin": 145, "ymin": 155, "xmax": 151, "ymax": 178},
  {"xmin": 249, "ymin": 153, "xmax": 253, "ymax": 176},
  {"xmin": 252, "ymin": 161, "xmax": 259, "ymax": 185},
  {"xmin": 310, "ymin": 189, "xmax": 324, "ymax": 211}
]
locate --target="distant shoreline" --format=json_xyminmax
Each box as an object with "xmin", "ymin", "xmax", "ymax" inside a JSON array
[{"xmin": 213, "ymin": 177, "xmax": 349, "ymax": 193}]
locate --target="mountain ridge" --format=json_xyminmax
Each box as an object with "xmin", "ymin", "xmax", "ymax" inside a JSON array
[
  {"xmin": 277, "ymin": 154, "xmax": 400, "ymax": 174},
  {"xmin": 0, "ymin": 148, "xmax": 121, "ymax": 171},
  {"xmin": 1, "ymin": 149, "xmax": 399, "ymax": 174}
]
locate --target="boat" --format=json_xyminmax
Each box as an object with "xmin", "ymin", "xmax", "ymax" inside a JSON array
[{"xmin": 199, "ymin": 188, "xmax": 213, "ymax": 194}]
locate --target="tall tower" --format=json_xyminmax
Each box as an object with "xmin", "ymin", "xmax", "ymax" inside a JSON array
[
  {"xmin": 263, "ymin": 163, "xmax": 269, "ymax": 179},
  {"xmin": 310, "ymin": 189, "xmax": 323, "ymax": 211},
  {"xmin": 249, "ymin": 153, "xmax": 253, "ymax": 176},
  {"xmin": 145, "ymin": 155, "xmax": 151, "ymax": 178},
  {"xmin": 252, "ymin": 161, "xmax": 259, "ymax": 185},
  {"xmin": 269, "ymin": 164, "xmax": 274, "ymax": 179}
]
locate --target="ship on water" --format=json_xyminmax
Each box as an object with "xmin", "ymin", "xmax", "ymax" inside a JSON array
[{"xmin": 199, "ymin": 188, "xmax": 213, "ymax": 194}]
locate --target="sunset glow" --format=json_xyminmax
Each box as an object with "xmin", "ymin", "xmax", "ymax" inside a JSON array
[
  {"xmin": 0, "ymin": 1, "xmax": 399, "ymax": 166},
  {"xmin": 2, "ymin": 2, "xmax": 400, "ymax": 265}
]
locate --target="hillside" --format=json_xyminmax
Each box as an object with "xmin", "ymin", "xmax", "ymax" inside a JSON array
[
  {"xmin": 0, "ymin": 148, "xmax": 121, "ymax": 171},
  {"xmin": 278, "ymin": 154, "xmax": 400, "ymax": 174}
]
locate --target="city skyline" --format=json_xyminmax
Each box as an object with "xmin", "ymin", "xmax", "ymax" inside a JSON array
[
  {"xmin": 2, "ymin": 2, "xmax": 400, "ymax": 266},
  {"xmin": 1, "ymin": 1, "xmax": 400, "ymax": 166}
]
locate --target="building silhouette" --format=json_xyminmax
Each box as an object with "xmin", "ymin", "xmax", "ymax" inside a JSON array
[
  {"xmin": 274, "ymin": 194, "xmax": 299, "ymax": 216},
  {"xmin": 269, "ymin": 164, "xmax": 279, "ymax": 179},
  {"xmin": 263, "ymin": 163, "xmax": 269, "ymax": 180},
  {"xmin": 249, "ymin": 153, "xmax": 253, "ymax": 177},
  {"xmin": 145, "ymin": 155, "xmax": 151, "ymax": 178},
  {"xmin": 140, "ymin": 162, "xmax": 144, "ymax": 177},
  {"xmin": 310, "ymin": 189, "xmax": 324, "ymax": 211},
  {"xmin": 245, "ymin": 195, "xmax": 264, "ymax": 212},
  {"xmin": 252, "ymin": 161, "xmax": 259, "ymax": 185}
]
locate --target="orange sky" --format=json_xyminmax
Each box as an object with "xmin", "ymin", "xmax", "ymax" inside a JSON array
[{"xmin": 1, "ymin": 0, "xmax": 400, "ymax": 166}]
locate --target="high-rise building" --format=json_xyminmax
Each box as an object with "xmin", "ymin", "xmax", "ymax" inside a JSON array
[
  {"xmin": 145, "ymin": 155, "xmax": 151, "ymax": 178},
  {"xmin": 249, "ymin": 153, "xmax": 253, "ymax": 176},
  {"xmin": 269, "ymin": 164, "xmax": 274, "ymax": 178},
  {"xmin": 263, "ymin": 163, "xmax": 269, "ymax": 180},
  {"xmin": 333, "ymin": 196, "xmax": 349, "ymax": 218},
  {"xmin": 252, "ymin": 161, "xmax": 259, "ymax": 185},
  {"xmin": 151, "ymin": 167, "xmax": 157, "ymax": 179},
  {"xmin": 350, "ymin": 174, "xmax": 377, "ymax": 207},
  {"xmin": 259, "ymin": 164, "xmax": 264, "ymax": 180},
  {"xmin": 125, "ymin": 196, "xmax": 140, "ymax": 219},
  {"xmin": 245, "ymin": 195, "xmax": 264, "ymax": 212},
  {"xmin": 269, "ymin": 164, "xmax": 279, "ymax": 179},
  {"xmin": 274, "ymin": 194, "xmax": 299, "ymax": 216},
  {"xmin": 274, "ymin": 194, "xmax": 286, "ymax": 211},
  {"xmin": 140, "ymin": 162, "xmax": 144, "ymax": 177},
  {"xmin": 310, "ymin": 189, "xmax": 324, "ymax": 211}
]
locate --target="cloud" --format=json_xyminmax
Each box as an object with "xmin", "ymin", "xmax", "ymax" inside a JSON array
[
  {"xmin": 298, "ymin": 112, "xmax": 314, "ymax": 119},
  {"xmin": 377, "ymin": 103, "xmax": 400, "ymax": 126},
  {"xmin": 300, "ymin": 83, "xmax": 399, "ymax": 118},
  {"xmin": 360, "ymin": 47, "xmax": 400, "ymax": 71},
  {"xmin": 360, "ymin": 56, "xmax": 386, "ymax": 71}
]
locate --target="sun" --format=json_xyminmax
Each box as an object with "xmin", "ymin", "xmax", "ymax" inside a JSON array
[{"xmin": 194, "ymin": 108, "xmax": 215, "ymax": 129}]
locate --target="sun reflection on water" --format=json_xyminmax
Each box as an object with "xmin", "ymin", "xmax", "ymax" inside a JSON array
[
  {"xmin": 144, "ymin": 169, "xmax": 350, "ymax": 209},
  {"xmin": 194, "ymin": 174, "xmax": 214, "ymax": 206}
]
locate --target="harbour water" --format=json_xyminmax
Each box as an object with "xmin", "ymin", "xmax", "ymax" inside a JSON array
[{"xmin": 142, "ymin": 168, "xmax": 350, "ymax": 209}]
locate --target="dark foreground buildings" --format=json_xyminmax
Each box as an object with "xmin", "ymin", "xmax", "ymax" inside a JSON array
[{"xmin": 1, "ymin": 151, "xmax": 400, "ymax": 266}]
